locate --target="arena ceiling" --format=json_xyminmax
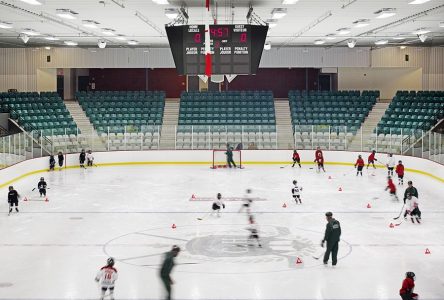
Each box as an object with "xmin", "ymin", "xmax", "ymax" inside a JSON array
[{"xmin": 0, "ymin": 0, "xmax": 443, "ymax": 48}]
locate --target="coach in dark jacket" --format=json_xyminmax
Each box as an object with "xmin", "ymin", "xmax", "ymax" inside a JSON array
[{"xmin": 321, "ymin": 211, "xmax": 341, "ymax": 266}]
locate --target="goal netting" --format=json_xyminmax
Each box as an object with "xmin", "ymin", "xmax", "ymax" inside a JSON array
[{"xmin": 211, "ymin": 150, "xmax": 242, "ymax": 169}]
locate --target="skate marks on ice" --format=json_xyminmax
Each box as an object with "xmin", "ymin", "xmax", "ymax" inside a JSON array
[{"xmin": 103, "ymin": 224, "xmax": 352, "ymax": 274}]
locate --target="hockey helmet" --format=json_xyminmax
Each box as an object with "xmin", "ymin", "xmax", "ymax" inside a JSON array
[
  {"xmin": 107, "ymin": 257, "xmax": 115, "ymax": 267},
  {"xmin": 406, "ymin": 271, "xmax": 416, "ymax": 280},
  {"xmin": 8, "ymin": 186, "xmax": 13, "ymax": 191},
  {"xmin": 40, "ymin": 177, "xmax": 44, "ymax": 181},
  {"xmin": 246, "ymin": 188, "xmax": 252, "ymax": 194},
  {"xmin": 217, "ymin": 193, "xmax": 222, "ymax": 199},
  {"xmin": 292, "ymin": 180, "xmax": 297, "ymax": 185},
  {"xmin": 325, "ymin": 211, "xmax": 333, "ymax": 217}
]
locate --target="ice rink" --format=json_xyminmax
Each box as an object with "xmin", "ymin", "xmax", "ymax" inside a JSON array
[{"xmin": 1, "ymin": 163, "xmax": 443, "ymax": 300}]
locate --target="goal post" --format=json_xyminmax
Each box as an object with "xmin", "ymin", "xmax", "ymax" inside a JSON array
[{"xmin": 211, "ymin": 150, "xmax": 242, "ymax": 169}]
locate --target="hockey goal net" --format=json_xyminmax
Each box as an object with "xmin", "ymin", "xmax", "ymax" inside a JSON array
[{"xmin": 211, "ymin": 150, "xmax": 242, "ymax": 169}]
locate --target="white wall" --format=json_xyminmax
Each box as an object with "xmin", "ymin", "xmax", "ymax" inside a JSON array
[
  {"xmin": 338, "ymin": 67, "xmax": 423, "ymax": 99},
  {"xmin": 1, "ymin": 150, "xmax": 442, "ymax": 188},
  {"xmin": 36, "ymin": 68, "xmax": 57, "ymax": 92}
]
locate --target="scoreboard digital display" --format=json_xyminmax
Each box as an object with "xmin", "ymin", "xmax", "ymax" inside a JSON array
[{"xmin": 166, "ymin": 24, "xmax": 268, "ymax": 75}]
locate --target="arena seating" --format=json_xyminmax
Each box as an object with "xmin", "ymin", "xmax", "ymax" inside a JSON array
[
  {"xmin": 290, "ymin": 90, "xmax": 378, "ymax": 150},
  {"xmin": 76, "ymin": 91, "xmax": 165, "ymax": 150},
  {"xmin": 176, "ymin": 91, "xmax": 276, "ymax": 149},
  {"xmin": 1, "ymin": 92, "xmax": 77, "ymax": 135}
]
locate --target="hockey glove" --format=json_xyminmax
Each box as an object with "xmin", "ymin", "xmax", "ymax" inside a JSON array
[
  {"xmin": 320, "ymin": 240, "xmax": 325, "ymax": 247},
  {"xmin": 222, "ymin": 204, "xmax": 225, "ymax": 209}
]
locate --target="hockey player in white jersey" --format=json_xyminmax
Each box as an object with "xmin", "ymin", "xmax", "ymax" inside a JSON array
[
  {"xmin": 95, "ymin": 257, "xmax": 118, "ymax": 300},
  {"xmin": 87, "ymin": 150, "xmax": 94, "ymax": 167},
  {"xmin": 403, "ymin": 193, "xmax": 421, "ymax": 224},
  {"xmin": 386, "ymin": 153, "xmax": 396, "ymax": 176},
  {"xmin": 211, "ymin": 193, "xmax": 225, "ymax": 217},
  {"xmin": 292, "ymin": 180, "xmax": 303, "ymax": 204},
  {"xmin": 247, "ymin": 215, "xmax": 262, "ymax": 248},
  {"xmin": 239, "ymin": 188, "xmax": 253, "ymax": 214}
]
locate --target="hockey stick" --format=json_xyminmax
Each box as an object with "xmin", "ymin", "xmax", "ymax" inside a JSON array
[
  {"xmin": 393, "ymin": 204, "xmax": 406, "ymax": 220},
  {"xmin": 142, "ymin": 262, "xmax": 200, "ymax": 267},
  {"xmin": 312, "ymin": 248, "xmax": 325, "ymax": 260},
  {"xmin": 280, "ymin": 163, "xmax": 293, "ymax": 169},
  {"xmin": 197, "ymin": 212, "xmax": 212, "ymax": 221}
]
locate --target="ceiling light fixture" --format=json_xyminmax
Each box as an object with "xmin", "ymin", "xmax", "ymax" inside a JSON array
[
  {"xmin": 102, "ymin": 28, "xmax": 116, "ymax": 36},
  {"xmin": 164, "ymin": 8, "xmax": 179, "ymax": 19},
  {"xmin": 440, "ymin": 22, "xmax": 444, "ymax": 28},
  {"xmin": 408, "ymin": 0, "xmax": 431, "ymax": 4},
  {"xmin": 82, "ymin": 20, "xmax": 100, "ymax": 28},
  {"xmin": 375, "ymin": 8, "xmax": 396, "ymax": 19},
  {"xmin": 56, "ymin": 9, "xmax": 78, "ymax": 20},
  {"xmin": 347, "ymin": 39, "xmax": 357, "ymax": 48},
  {"xmin": 266, "ymin": 19, "xmax": 277, "ymax": 28},
  {"xmin": 353, "ymin": 19, "xmax": 370, "ymax": 28},
  {"xmin": 271, "ymin": 8, "xmax": 287, "ymax": 19},
  {"xmin": 392, "ymin": 35, "xmax": 406, "ymax": 40},
  {"xmin": 325, "ymin": 34, "xmax": 336, "ymax": 40},
  {"xmin": 264, "ymin": 42, "xmax": 271, "ymax": 50},
  {"xmin": 21, "ymin": 28, "xmax": 39, "ymax": 36},
  {"xmin": 152, "ymin": 0, "xmax": 169, "ymax": 4},
  {"xmin": 98, "ymin": 40, "xmax": 106, "ymax": 49},
  {"xmin": 127, "ymin": 40, "xmax": 138, "ymax": 45},
  {"xmin": 19, "ymin": 34, "xmax": 29, "ymax": 44},
  {"xmin": 400, "ymin": 46, "xmax": 407, "ymax": 49},
  {"xmin": 19, "ymin": 0, "xmax": 44, "ymax": 5},
  {"xmin": 375, "ymin": 39, "xmax": 388, "ymax": 45},
  {"xmin": 44, "ymin": 46, "xmax": 51, "ymax": 50},
  {"xmin": 337, "ymin": 28, "xmax": 351, "ymax": 35},
  {"xmin": 412, "ymin": 28, "xmax": 430, "ymax": 35},
  {"xmin": 44, "ymin": 36, "xmax": 59, "ymax": 40},
  {"xmin": 0, "ymin": 21, "xmax": 13, "ymax": 29},
  {"xmin": 282, "ymin": 0, "xmax": 299, "ymax": 4},
  {"xmin": 314, "ymin": 39, "xmax": 325, "ymax": 45},
  {"xmin": 418, "ymin": 34, "xmax": 427, "ymax": 42},
  {"xmin": 64, "ymin": 40, "xmax": 78, "ymax": 46},
  {"xmin": 115, "ymin": 35, "xmax": 127, "ymax": 41}
]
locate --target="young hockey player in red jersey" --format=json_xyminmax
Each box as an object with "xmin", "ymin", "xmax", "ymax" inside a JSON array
[
  {"xmin": 354, "ymin": 155, "xmax": 365, "ymax": 176},
  {"xmin": 400, "ymin": 272, "xmax": 418, "ymax": 300},
  {"xmin": 292, "ymin": 150, "xmax": 301, "ymax": 168},
  {"xmin": 396, "ymin": 160, "xmax": 405, "ymax": 185},
  {"xmin": 314, "ymin": 147, "xmax": 325, "ymax": 172},
  {"xmin": 367, "ymin": 150, "xmax": 377, "ymax": 169},
  {"xmin": 95, "ymin": 257, "xmax": 118, "ymax": 300},
  {"xmin": 385, "ymin": 176, "xmax": 399, "ymax": 201}
]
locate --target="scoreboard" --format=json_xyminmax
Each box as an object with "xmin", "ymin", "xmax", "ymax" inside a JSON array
[{"xmin": 166, "ymin": 24, "xmax": 268, "ymax": 75}]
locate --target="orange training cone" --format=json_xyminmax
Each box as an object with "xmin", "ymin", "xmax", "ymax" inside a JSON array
[
  {"xmin": 389, "ymin": 223, "xmax": 394, "ymax": 228},
  {"xmin": 328, "ymin": 176, "xmax": 332, "ymax": 179},
  {"xmin": 44, "ymin": 197, "xmax": 49, "ymax": 202},
  {"xmin": 296, "ymin": 257, "xmax": 303, "ymax": 264},
  {"xmin": 367, "ymin": 203, "xmax": 371, "ymax": 208},
  {"xmin": 338, "ymin": 187, "xmax": 342, "ymax": 192},
  {"xmin": 171, "ymin": 224, "xmax": 177, "ymax": 229},
  {"xmin": 191, "ymin": 194, "xmax": 196, "ymax": 200},
  {"xmin": 23, "ymin": 197, "xmax": 28, "ymax": 201},
  {"xmin": 282, "ymin": 203, "xmax": 287, "ymax": 208},
  {"xmin": 425, "ymin": 248, "xmax": 431, "ymax": 254}
]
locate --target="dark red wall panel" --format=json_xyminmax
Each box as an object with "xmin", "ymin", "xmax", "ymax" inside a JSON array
[
  {"xmin": 89, "ymin": 68, "xmax": 147, "ymax": 91},
  {"xmin": 148, "ymin": 68, "xmax": 186, "ymax": 98}
]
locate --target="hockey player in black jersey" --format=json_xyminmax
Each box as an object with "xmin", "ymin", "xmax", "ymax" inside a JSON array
[
  {"xmin": 38, "ymin": 177, "xmax": 47, "ymax": 197},
  {"xmin": 7, "ymin": 186, "xmax": 19, "ymax": 215},
  {"xmin": 79, "ymin": 149, "xmax": 86, "ymax": 168}
]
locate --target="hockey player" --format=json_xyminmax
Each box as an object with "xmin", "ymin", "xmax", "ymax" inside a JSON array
[
  {"xmin": 57, "ymin": 151, "xmax": 64, "ymax": 170},
  {"xmin": 225, "ymin": 146, "xmax": 236, "ymax": 168},
  {"xmin": 87, "ymin": 150, "xmax": 94, "ymax": 167},
  {"xmin": 292, "ymin": 150, "xmax": 301, "ymax": 168},
  {"xmin": 160, "ymin": 245, "xmax": 181, "ymax": 300},
  {"xmin": 367, "ymin": 150, "xmax": 377, "ymax": 169},
  {"xmin": 385, "ymin": 176, "xmax": 399, "ymax": 201},
  {"xmin": 291, "ymin": 180, "xmax": 303, "ymax": 204},
  {"xmin": 49, "ymin": 155, "xmax": 55, "ymax": 171},
  {"xmin": 396, "ymin": 160, "xmax": 405, "ymax": 185},
  {"xmin": 386, "ymin": 153, "xmax": 396, "ymax": 176},
  {"xmin": 239, "ymin": 188, "xmax": 253, "ymax": 214},
  {"xmin": 38, "ymin": 177, "xmax": 47, "ymax": 197},
  {"xmin": 95, "ymin": 257, "xmax": 118, "ymax": 300},
  {"xmin": 314, "ymin": 146, "xmax": 325, "ymax": 172},
  {"xmin": 399, "ymin": 272, "xmax": 419, "ymax": 300},
  {"xmin": 79, "ymin": 149, "xmax": 86, "ymax": 168},
  {"xmin": 211, "ymin": 193, "xmax": 225, "ymax": 217},
  {"xmin": 404, "ymin": 193, "xmax": 421, "ymax": 224},
  {"xmin": 7, "ymin": 186, "xmax": 19, "ymax": 216},
  {"xmin": 321, "ymin": 211, "xmax": 341, "ymax": 266},
  {"xmin": 403, "ymin": 181, "xmax": 418, "ymax": 204},
  {"xmin": 354, "ymin": 155, "xmax": 365, "ymax": 176},
  {"xmin": 247, "ymin": 215, "xmax": 262, "ymax": 247}
]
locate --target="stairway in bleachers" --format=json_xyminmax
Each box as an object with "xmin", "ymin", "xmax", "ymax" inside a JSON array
[
  {"xmin": 65, "ymin": 101, "xmax": 106, "ymax": 151},
  {"xmin": 348, "ymin": 100, "xmax": 391, "ymax": 152},
  {"xmin": 274, "ymin": 99, "xmax": 294, "ymax": 149},
  {"xmin": 159, "ymin": 98, "xmax": 180, "ymax": 150}
]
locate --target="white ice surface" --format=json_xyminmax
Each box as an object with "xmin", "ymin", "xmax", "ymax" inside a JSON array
[{"xmin": 0, "ymin": 164, "xmax": 443, "ymax": 300}]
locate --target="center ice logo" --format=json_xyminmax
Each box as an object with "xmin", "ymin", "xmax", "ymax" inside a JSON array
[{"xmin": 103, "ymin": 224, "xmax": 351, "ymax": 273}]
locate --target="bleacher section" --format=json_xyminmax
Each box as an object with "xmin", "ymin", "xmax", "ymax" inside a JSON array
[
  {"xmin": 76, "ymin": 91, "xmax": 165, "ymax": 150},
  {"xmin": 290, "ymin": 90, "xmax": 379, "ymax": 150},
  {"xmin": 1, "ymin": 92, "xmax": 77, "ymax": 135},
  {"xmin": 378, "ymin": 91, "xmax": 443, "ymax": 134},
  {"xmin": 176, "ymin": 91, "xmax": 277, "ymax": 149}
]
